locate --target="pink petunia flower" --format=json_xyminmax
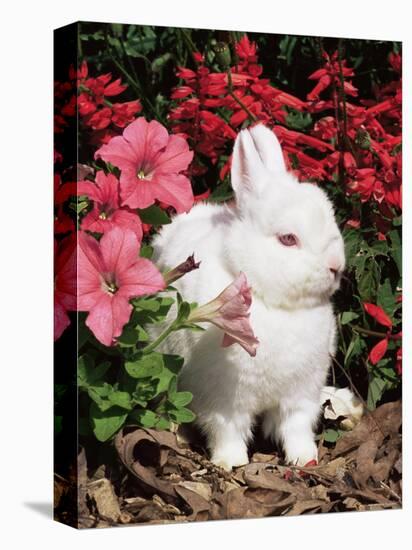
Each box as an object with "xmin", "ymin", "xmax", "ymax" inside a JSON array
[
  {"xmin": 94, "ymin": 117, "xmax": 194, "ymax": 212},
  {"xmin": 77, "ymin": 171, "xmax": 143, "ymax": 240},
  {"xmin": 77, "ymin": 227, "xmax": 165, "ymax": 346},
  {"xmin": 54, "ymin": 236, "xmax": 77, "ymax": 340},
  {"xmin": 188, "ymin": 272, "xmax": 259, "ymax": 357}
]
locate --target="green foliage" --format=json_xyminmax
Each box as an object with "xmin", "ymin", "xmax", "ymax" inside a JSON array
[
  {"xmin": 77, "ymin": 287, "xmax": 200, "ymax": 442},
  {"xmin": 334, "ymin": 217, "xmax": 401, "ymax": 411},
  {"xmin": 137, "ymin": 205, "xmax": 171, "ymax": 225}
]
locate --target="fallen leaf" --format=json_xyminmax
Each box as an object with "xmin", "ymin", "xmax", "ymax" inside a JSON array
[{"xmin": 87, "ymin": 478, "xmax": 121, "ymax": 522}]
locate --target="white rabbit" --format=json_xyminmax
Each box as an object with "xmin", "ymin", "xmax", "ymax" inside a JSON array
[{"xmin": 152, "ymin": 123, "xmax": 345, "ymax": 471}]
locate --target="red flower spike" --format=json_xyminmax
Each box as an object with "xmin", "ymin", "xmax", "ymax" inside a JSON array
[
  {"xmin": 369, "ymin": 338, "xmax": 389, "ymax": 365},
  {"xmin": 363, "ymin": 303, "xmax": 393, "ymax": 328}
]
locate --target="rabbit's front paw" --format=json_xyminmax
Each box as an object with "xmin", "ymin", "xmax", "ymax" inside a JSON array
[
  {"xmin": 211, "ymin": 447, "xmax": 249, "ymax": 471},
  {"xmin": 284, "ymin": 438, "xmax": 318, "ymax": 467}
]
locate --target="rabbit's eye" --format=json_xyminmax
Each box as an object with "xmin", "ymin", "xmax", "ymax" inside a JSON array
[{"xmin": 278, "ymin": 233, "xmax": 299, "ymax": 247}]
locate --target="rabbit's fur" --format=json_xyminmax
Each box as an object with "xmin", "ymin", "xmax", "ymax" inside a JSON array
[{"xmin": 152, "ymin": 124, "xmax": 345, "ymax": 470}]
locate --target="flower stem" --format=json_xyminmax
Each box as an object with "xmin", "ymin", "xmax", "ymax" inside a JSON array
[
  {"xmin": 140, "ymin": 320, "xmax": 178, "ymax": 355},
  {"xmin": 350, "ymin": 324, "xmax": 389, "ymax": 339},
  {"xmin": 227, "ymin": 68, "xmax": 257, "ymax": 123},
  {"xmin": 104, "ymin": 28, "xmax": 165, "ymax": 124}
]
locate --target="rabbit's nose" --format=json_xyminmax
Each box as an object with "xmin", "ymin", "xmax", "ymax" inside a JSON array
[{"xmin": 327, "ymin": 257, "xmax": 342, "ymax": 277}]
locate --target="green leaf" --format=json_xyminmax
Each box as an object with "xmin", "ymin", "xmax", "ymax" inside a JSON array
[
  {"xmin": 78, "ymin": 317, "xmax": 90, "ymax": 349},
  {"xmin": 132, "ymin": 378, "xmax": 159, "ymax": 406},
  {"xmin": 78, "ymin": 355, "xmax": 111, "ymax": 388},
  {"xmin": 367, "ymin": 376, "xmax": 387, "ymax": 411},
  {"xmin": 344, "ymin": 334, "xmax": 363, "ymax": 366},
  {"xmin": 209, "ymin": 180, "xmax": 234, "ymax": 202},
  {"xmin": 79, "ymin": 31, "xmax": 105, "ymax": 42},
  {"xmin": 168, "ymin": 407, "xmax": 196, "ymax": 423},
  {"xmin": 155, "ymin": 416, "xmax": 171, "ymax": 430},
  {"xmin": 340, "ymin": 311, "xmax": 359, "ymax": 325},
  {"xmin": 137, "ymin": 205, "xmax": 171, "ymax": 225},
  {"xmin": 90, "ymin": 403, "xmax": 127, "ymax": 442},
  {"xmin": 125, "ymin": 352, "xmax": 164, "ymax": 379},
  {"xmin": 108, "ymin": 391, "xmax": 133, "ymax": 410},
  {"xmin": 377, "ymin": 278, "xmax": 396, "ymax": 315},
  {"xmin": 323, "ymin": 428, "xmax": 343, "ymax": 443},
  {"xmin": 169, "ymin": 391, "xmax": 193, "ymax": 408},
  {"xmin": 140, "ymin": 245, "xmax": 154, "ymax": 259},
  {"xmin": 152, "ymin": 52, "xmax": 173, "ymax": 74},
  {"xmin": 370, "ymin": 240, "xmax": 389, "ymax": 258},
  {"xmin": 285, "ymin": 108, "xmax": 312, "ymax": 131},
  {"xmin": 168, "ymin": 375, "xmax": 178, "ymax": 397},
  {"xmin": 357, "ymin": 258, "xmax": 380, "ymax": 301},
  {"xmin": 134, "ymin": 297, "xmax": 161, "ymax": 312},
  {"xmin": 131, "ymin": 296, "xmax": 174, "ymax": 324},
  {"xmin": 129, "ymin": 409, "xmax": 158, "ymax": 428},
  {"xmin": 125, "ymin": 25, "xmax": 157, "ymax": 56},
  {"xmin": 54, "ymin": 415, "xmax": 63, "ymax": 434},
  {"xmin": 117, "ymin": 324, "xmax": 148, "ymax": 347},
  {"xmin": 155, "ymin": 354, "xmax": 184, "ymax": 393},
  {"xmin": 87, "ymin": 383, "xmax": 115, "ymax": 411},
  {"xmin": 343, "ymin": 228, "xmax": 360, "ymax": 259},
  {"xmin": 388, "ymin": 229, "xmax": 402, "ymax": 275},
  {"xmin": 352, "ymin": 251, "xmax": 368, "ymax": 282},
  {"xmin": 176, "ymin": 300, "xmax": 191, "ymax": 324}
]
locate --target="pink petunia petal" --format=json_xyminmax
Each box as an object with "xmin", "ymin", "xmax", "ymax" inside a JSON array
[
  {"xmin": 94, "ymin": 171, "xmax": 121, "ymax": 208},
  {"xmin": 85, "ymin": 292, "xmax": 132, "ymax": 346},
  {"xmin": 78, "ymin": 231, "xmax": 106, "ymax": 274},
  {"xmin": 222, "ymin": 330, "xmax": 258, "ymax": 357},
  {"xmin": 77, "ymin": 180, "xmax": 103, "ymax": 202},
  {"xmin": 188, "ymin": 272, "xmax": 259, "ymax": 357},
  {"xmin": 77, "ymin": 232, "xmax": 106, "ymax": 310},
  {"xmin": 119, "ymin": 174, "xmax": 157, "ymax": 209},
  {"xmin": 153, "ymin": 173, "xmax": 194, "ymax": 213},
  {"xmin": 55, "ymin": 235, "xmax": 77, "ymax": 311},
  {"xmin": 123, "ymin": 118, "xmax": 169, "ymax": 168},
  {"xmin": 54, "ymin": 300, "xmax": 71, "ymax": 340},
  {"xmin": 117, "ymin": 257, "xmax": 165, "ymax": 299},
  {"xmin": 154, "ymin": 134, "xmax": 194, "ymax": 174},
  {"xmin": 111, "ymin": 209, "xmax": 143, "ymax": 241},
  {"xmin": 95, "ymin": 135, "xmax": 139, "ymax": 170},
  {"xmin": 99, "ymin": 226, "xmax": 141, "ymax": 276},
  {"xmin": 80, "ymin": 208, "xmax": 106, "ymax": 233}
]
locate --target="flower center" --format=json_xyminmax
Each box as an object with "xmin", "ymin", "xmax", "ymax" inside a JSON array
[
  {"xmin": 136, "ymin": 167, "xmax": 153, "ymax": 181},
  {"xmin": 106, "ymin": 281, "xmax": 118, "ymax": 294},
  {"xmin": 99, "ymin": 211, "xmax": 108, "ymax": 220}
]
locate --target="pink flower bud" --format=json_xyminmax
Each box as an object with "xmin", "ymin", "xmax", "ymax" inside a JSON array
[
  {"xmin": 188, "ymin": 272, "xmax": 259, "ymax": 357},
  {"xmin": 163, "ymin": 254, "xmax": 201, "ymax": 285}
]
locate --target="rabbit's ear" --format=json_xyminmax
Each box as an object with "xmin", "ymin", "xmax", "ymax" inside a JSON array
[
  {"xmin": 231, "ymin": 124, "xmax": 286, "ymax": 202},
  {"xmin": 248, "ymin": 124, "xmax": 286, "ymax": 173},
  {"xmin": 231, "ymin": 127, "xmax": 267, "ymax": 199}
]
